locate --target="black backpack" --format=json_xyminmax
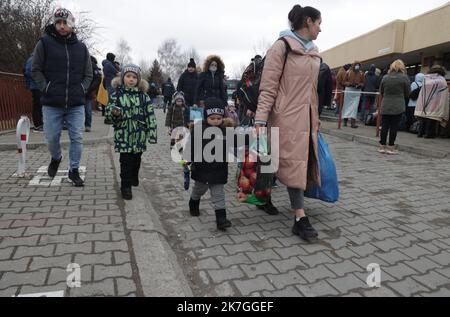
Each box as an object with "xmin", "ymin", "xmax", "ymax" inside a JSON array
[
  {"xmin": 237, "ymin": 38, "xmax": 291, "ymax": 113},
  {"xmin": 409, "ymin": 82, "xmax": 421, "ymax": 101}
]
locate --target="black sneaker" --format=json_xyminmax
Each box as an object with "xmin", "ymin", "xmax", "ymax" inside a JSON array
[
  {"xmin": 68, "ymin": 169, "xmax": 85, "ymax": 187},
  {"xmin": 132, "ymin": 178, "xmax": 139, "ymax": 187},
  {"xmin": 257, "ymin": 199, "xmax": 279, "ymax": 216},
  {"xmin": 121, "ymin": 187, "xmax": 132, "ymax": 200},
  {"xmin": 48, "ymin": 158, "xmax": 62, "ymax": 178},
  {"xmin": 292, "ymin": 217, "xmax": 319, "ymax": 242},
  {"xmin": 189, "ymin": 199, "xmax": 200, "ymax": 217}
]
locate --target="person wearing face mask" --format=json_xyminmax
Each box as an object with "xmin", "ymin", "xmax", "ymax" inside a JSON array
[
  {"xmin": 342, "ymin": 62, "xmax": 365, "ymax": 128},
  {"xmin": 194, "ymin": 56, "xmax": 228, "ymax": 107}
]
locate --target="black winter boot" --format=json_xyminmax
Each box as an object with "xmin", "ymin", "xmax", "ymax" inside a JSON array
[
  {"xmin": 121, "ymin": 187, "xmax": 132, "ymax": 200},
  {"xmin": 257, "ymin": 198, "xmax": 279, "ymax": 215},
  {"xmin": 189, "ymin": 199, "xmax": 200, "ymax": 217},
  {"xmin": 215, "ymin": 209, "xmax": 232, "ymax": 231},
  {"xmin": 292, "ymin": 217, "xmax": 319, "ymax": 242}
]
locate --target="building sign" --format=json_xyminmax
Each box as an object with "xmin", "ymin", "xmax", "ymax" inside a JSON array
[{"xmin": 378, "ymin": 47, "xmax": 392, "ymax": 55}]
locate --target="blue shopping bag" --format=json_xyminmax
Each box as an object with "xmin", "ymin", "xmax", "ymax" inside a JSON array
[
  {"xmin": 190, "ymin": 108, "xmax": 204, "ymax": 122},
  {"xmin": 305, "ymin": 133, "xmax": 339, "ymax": 203}
]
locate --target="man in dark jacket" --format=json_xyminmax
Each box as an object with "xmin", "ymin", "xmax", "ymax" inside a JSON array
[
  {"xmin": 162, "ymin": 78, "xmax": 175, "ymax": 114},
  {"xmin": 24, "ymin": 54, "xmax": 43, "ymax": 131},
  {"xmin": 148, "ymin": 82, "xmax": 159, "ymax": 106},
  {"xmin": 102, "ymin": 53, "xmax": 118, "ymax": 95},
  {"xmin": 317, "ymin": 62, "xmax": 333, "ymax": 116},
  {"xmin": 32, "ymin": 8, "xmax": 93, "ymax": 187},
  {"xmin": 360, "ymin": 64, "xmax": 381, "ymax": 122},
  {"xmin": 85, "ymin": 56, "xmax": 102, "ymax": 132},
  {"xmin": 177, "ymin": 58, "xmax": 199, "ymax": 123}
]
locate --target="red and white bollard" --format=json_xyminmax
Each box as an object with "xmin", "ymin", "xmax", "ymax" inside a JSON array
[{"xmin": 13, "ymin": 115, "xmax": 31, "ymax": 178}]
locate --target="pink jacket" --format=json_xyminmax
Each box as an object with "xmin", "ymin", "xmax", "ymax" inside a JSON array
[
  {"xmin": 255, "ymin": 37, "xmax": 321, "ymax": 190},
  {"xmin": 415, "ymin": 74, "xmax": 449, "ymax": 126}
]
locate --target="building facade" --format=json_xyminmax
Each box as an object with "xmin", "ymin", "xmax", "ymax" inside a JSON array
[{"xmin": 321, "ymin": 2, "xmax": 450, "ymax": 79}]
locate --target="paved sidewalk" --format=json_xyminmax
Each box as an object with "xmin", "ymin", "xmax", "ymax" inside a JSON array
[
  {"xmin": 0, "ymin": 143, "xmax": 141, "ymax": 297},
  {"xmin": 139, "ymin": 109, "xmax": 450, "ymax": 297},
  {"xmin": 320, "ymin": 111, "xmax": 450, "ymax": 159},
  {"xmin": 1, "ymin": 108, "xmax": 449, "ymax": 297}
]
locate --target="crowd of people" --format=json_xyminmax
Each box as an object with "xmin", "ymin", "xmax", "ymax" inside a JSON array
[
  {"xmin": 331, "ymin": 60, "xmax": 450, "ymax": 145},
  {"xmin": 21, "ymin": 5, "xmax": 449, "ymax": 242}
]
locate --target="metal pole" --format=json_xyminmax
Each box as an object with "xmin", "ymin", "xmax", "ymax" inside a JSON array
[
  {"xmin": 338, "ymin": 92, "xmax": 343, "ymax": 129},
  {"xmin": 13, "ymin": 115, "xmax": 30, "ymax": 178},
  {"xmin": 376, "ymin": 94, "xmax": 382, "ymax": 138}
]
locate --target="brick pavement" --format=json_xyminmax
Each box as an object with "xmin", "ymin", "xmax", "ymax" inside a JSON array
[
  {"xmin": 0, "ymin": 143, "xmax": 140, "ymax": 297},
  {"xmin": 141, "ymin": 109, "xmax": 450, "ymax": 297},
  {"xmin": 1, "ymin": 108, "xmax": 449, "ymax": 297}
]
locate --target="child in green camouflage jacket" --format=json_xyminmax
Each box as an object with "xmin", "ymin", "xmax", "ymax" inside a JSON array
[{"xmin": 106, "ymin": 64, "xmax": 157, "ymax": 200}]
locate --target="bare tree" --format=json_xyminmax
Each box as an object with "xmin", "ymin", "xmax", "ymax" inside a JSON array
[
  {"xmin": 232, "ymin": 63, "xmax": 248, "ymax": 79},
  {"xmin": 116, "ymin": 38, "xmax": 132, "ymax": 66},
  {"xmin": 138, "ymin": 58, "xmax": 151, "ymax": 81},
  {"xmin": 157, "ymin": 39, "xmax": 186, "ymax": 83},
  {"xmin": 0, "ymin": 0, "xmax": 98, "ymax": 73},
  {"xmin": 253, "ymin": 38, "xmax": 272, "ymax": 57}
]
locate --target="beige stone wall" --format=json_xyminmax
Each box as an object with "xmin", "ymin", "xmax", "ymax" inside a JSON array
[
  {"xmin": 321, "ymin": 21, "xmax": 405, "ymax": 68},
  {"xmin": 403, "ymin": 4, "xmax": 450, "ymax": 53}
]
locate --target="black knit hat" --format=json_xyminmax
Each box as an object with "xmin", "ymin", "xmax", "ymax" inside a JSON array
[
  {"xmin": 204, "ymin": 98, "xmax": 225, "ymax": 118},
  {"xmin": 107, "ymin": 53, "xmax": 116, "ymax": 62},
  {"xmin": 188, "ymin": 58, "xmax": 196, "ymax": 68}
]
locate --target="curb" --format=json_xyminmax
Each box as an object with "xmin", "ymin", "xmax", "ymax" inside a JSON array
[
  {"xmin": 110, "ymin": 145, "xmax": 193, "ymax": 297},
  {"xmin": 320, "ymin": 127, "xmax": 449, "ymax": 159}
]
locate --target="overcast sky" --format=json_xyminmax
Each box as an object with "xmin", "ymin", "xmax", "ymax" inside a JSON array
[{"xmin": 60, "ymin": 0, "xmax": 449, "ymax": 77}]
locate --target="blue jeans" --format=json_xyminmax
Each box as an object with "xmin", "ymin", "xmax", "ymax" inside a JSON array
[
  {"xmin": 85, "ymin": 99, "xmax": 93, "ymax": 128},
  {"xmin": 43, "ymin": 106, "xmax": 85, "ymax": 171}
]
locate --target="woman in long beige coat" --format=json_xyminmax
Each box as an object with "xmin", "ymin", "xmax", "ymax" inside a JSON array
[{"xmin": 255, "ymin": 5, "xmax": 322, "ymax": 242}]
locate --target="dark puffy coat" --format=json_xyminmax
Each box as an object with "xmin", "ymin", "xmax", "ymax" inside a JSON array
[
  {"xmin": 189, "ymin": 121, "xmax": 229, "ymax": 185},
  {"xmin": 32, "ymin": 25, "xmax": 92, "ymax": 108},
  {"xmin": 364, "ymin": 70, "xmax": 381, "ymax": 93},
  {"xmin": 195, "ymin": 71, "xmax": 227, "ymax": 105},
  {"xmin": 87, "ymin": 58, "xmax": 102, "ymax": 98},
  {"xmin": 317, "ymin": 63, "xmax": 333, "ymax": 115},
  {"xmin": 102, "ymin": 59, "xmax": 117, "ymax": 90},
  {"xmin": 162, "ymin": 80, "xmax": 175, "ymax": 98},
  {"xmin": 24, "ymin": 56, "xmax": 39, "ymax": 91},
  {"xmin": 148, "ymin": 85, "xmax": 158, "ymax": 99},
  {"xmin": 177, "ymin": 70, "xmax": 198, "ymax": 106}
]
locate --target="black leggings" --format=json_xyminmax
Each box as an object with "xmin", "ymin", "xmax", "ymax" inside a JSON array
[{"xmin": 380, "ymin": 114, "xmax": 402, "ymax": 146}]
